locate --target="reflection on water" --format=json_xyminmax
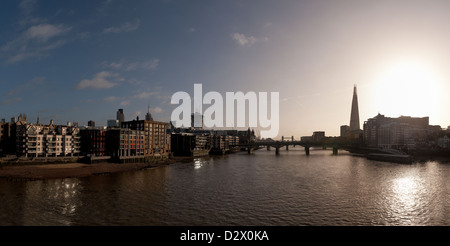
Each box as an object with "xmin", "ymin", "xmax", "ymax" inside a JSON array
[
  {"xmin": 392, "ymin": 177, "xmax": 419, "ymax": 210},
  {"xmin": 193, "ymin": 158, "xmax": 205, "ymax": 169},
  {"xmin": 389, "ymin": 176, "xmax": 422, "ymax": 225},
  {"xmin": 22, "ymin": 179, "xmax": 82, "ymax": 225},
  {"xmin": 1, "ymin": 147, "xmax": 450, "ymax": 225}
]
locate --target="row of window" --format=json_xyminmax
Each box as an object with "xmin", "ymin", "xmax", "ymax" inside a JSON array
[
  {"xmin": 27, "ymin": 137, "xmax": 76, "ymax": 141},
  {"xmin": 27, "ymin": 142, "xmax": 76, "ymax": 146},
  {"xmin": 119, "ymin": 145, "xmax": 145, "ymax": 149},
  {"xmin": 119, "ymin": 135, "xmax": 144, "ymax": 139},
  {"xmin": 26, "ymin": 148, "xmax": 79, "ymax": 151}
]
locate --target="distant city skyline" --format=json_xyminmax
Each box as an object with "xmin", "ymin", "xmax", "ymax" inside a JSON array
[{"xmin": 1, "ymin": 0, "xmax": 450, "ymax": 138}]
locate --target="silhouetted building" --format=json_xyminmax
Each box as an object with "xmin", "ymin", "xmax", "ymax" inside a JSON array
[
  {"xmin": 116, "ymin": 109, "xmax": 125, "ymax": 125},
  {"xmin": 171, "ymin": 132, "xmax": 211, "ymax": 157},
  {"xmin": 363, "ymin": 114, "xmax": 431, "ymax": 149},
  {"xmin": 80, "ymin": 128, "xmax": 106, "ymax": 156},
  {"xmin": 349, "ymin": 85, "xmax": 360, "ymax": 132},
  {"xmin": 437, "ymin": 135, "xmax": 450, "ymax": 149},
  {"xmin": 340, "ymin": 125, "xmax": 350, "ymax": 138},
  {"xmin": 0, "ymin": 120, "xmax": 15, "ymax": 156},
  {"xmin": 211, "ymin": 135, "xmax": 230, "ymax": 155},
  {"xmin": 88, "ymin": 120, "xmax": 95, "ymax": 127},
  {"xmin": 301, "ymin": 136, "xmax": 313, "ymax": 142},
  {"xmin": 145, "ymin": 105, "xmax": 154, "ymax": 121},
  {"xmin": 312, "ymin": 131, "xmax": 325, "ymax": 142}
]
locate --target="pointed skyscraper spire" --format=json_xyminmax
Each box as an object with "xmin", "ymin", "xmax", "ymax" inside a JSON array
[
  {"xmin": 349, "ymin": 84, "xmax": 360, "ymax": 132},
  {"xmin": 145, "ymin": 104, "xmax": 154, "ymax": 121}
]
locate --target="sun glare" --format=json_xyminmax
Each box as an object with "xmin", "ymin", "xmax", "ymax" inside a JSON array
[{"xmin": 373, "ymin": 61, "xmax": 440, "ymax": 118}]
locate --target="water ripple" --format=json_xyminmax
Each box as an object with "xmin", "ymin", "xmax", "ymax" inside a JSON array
[{"xmin": 0, "ymin": 148, "xmax": 449, "ymax": 225}]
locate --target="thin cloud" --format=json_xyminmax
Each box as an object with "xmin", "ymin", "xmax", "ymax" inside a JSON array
[
  {"xmin": 120, "ymin": 100, "xmax": 130, "ymax": 106},
  {"xmin": 131, "ymin": 111, "xmax": 141, "ymax": 119},
  {"xmin": 103, "ymin": 19, "xmax": 140, "ymax": 34},
  {"xmin": 76, "ymin": 71, "xmax": 118, "ymax": 90},
  {"xmin": 134, "ymin": 91, "xmax": 159, "ymax": 99},
  {"xmin": 18, "ymin": 0, "xmax": 43, "ymax": 26},
  {"xmin": 102, "ymin": 61, "xmax": 123, "ymax": 69},
  {"xmin": 1, "ymin": 23, "xmax": 70, "ymax": 63},
  {"xmin": 24, "ymin": 23, "xmax": 71, "ymax": 42},
  {"xmin": 103, "ymin": 96, "xmax": 123, "ymax": 102},
  {"xmin": 152, "ymin": 107, "xmax": 162, "ymax": 114},
  {"xmin": 7, "ymin": 76, "xmax": 45, "ymax": 96},
  {"xmin": 102, "ymin": 58, "xmax": 159, "ymax": 71},
  {"xmin": 263, "ymin": 22, "xmax": 273, "ymax": 28},
  {"xmin": 0, "ymin": 97, "xmax": 23, "ymax": 106},
  {"xmin": 0, "ymin": 2, "xmax": 71, "ymax": 63},
  {"xmin": 231, "ymin": 32, "xmax": 268, "ymax": 47},
  {"xmin": 19, "ymin": 0, "xmax": 38, "ymax": 16},
  {"xmin": 124, "ymin": 62, "xmax": 140, "ymax": 71},
  {"xmin": 141, "ymin": 59, "xmax": 159, "ymax": 70}
]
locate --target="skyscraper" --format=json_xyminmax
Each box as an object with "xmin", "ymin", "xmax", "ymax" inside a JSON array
[
  {"xmin": 349, "ymin": 85, "xmax": 360, "ymax": 132},
  {"xmin": 117, "ymin": 109, "xmax": 125, "ymax": 125}
]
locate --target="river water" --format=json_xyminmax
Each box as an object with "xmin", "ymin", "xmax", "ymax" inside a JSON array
[{"xmin": 1, "ymin": 146, "xmax": 450, "ymax": 226}]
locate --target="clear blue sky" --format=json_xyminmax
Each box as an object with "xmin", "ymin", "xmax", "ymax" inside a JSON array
[{"xmin": 1, "ymin": 0, "xmax": 450, "ymax": 138}]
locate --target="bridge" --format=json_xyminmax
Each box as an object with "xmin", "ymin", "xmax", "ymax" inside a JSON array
[{"xmin": 231, "ymin": 136, "xmax": 361, "ymax": 155}]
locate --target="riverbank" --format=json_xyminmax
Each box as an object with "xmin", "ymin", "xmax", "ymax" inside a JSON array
[{"xmin": 0, "ymin": 158, "xmax": 184, "ymax": 181}]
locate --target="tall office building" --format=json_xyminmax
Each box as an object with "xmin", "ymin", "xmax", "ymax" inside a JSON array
[
  {"xmin": 349, "ymin": 85, "xmax": 360, "ymax": 132},
  {"xmin": 117, "ymin": 109, "xmax": 125, "ymax": 125}
]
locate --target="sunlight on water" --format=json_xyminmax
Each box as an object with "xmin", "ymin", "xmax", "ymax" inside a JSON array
[
  {"xmin": 392, "ymin": 177, "xmax": 419, "ymax": 205},
  {"xmin": 390, "ymin": 176, "xmax": 421, "ymax": 224}
]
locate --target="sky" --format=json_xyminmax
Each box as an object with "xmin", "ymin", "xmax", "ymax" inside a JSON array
[{"xmin": 1, "ymin": 0, "xmax": 450, "ymax": 139}]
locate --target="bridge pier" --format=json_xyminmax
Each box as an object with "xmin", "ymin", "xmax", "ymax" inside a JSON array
[
  {"xmin": 267, "ymin": 146, "xmax": 271, "ymax": 151},
  {"xmin": 286, "ymin": 145, "xmax": 289, "ymax": 151},
  {"xmin": 305, "ymin": 146, "xmax": 310, "ymax": 156},
  {"xmin": 275, "ymin": 147, "xmax": 280, "ymax": 155}
]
